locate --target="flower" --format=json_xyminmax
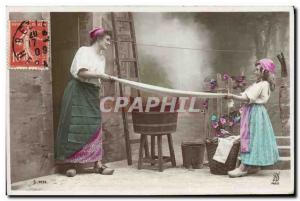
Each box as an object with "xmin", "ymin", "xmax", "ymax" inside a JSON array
[
  {"xmin": 220, "ymin": 117, "xmax": 226, "ymax": 125},
  {"xmin": 209, "ymin": 79, "xmax": 217, "ymax": 90},
  {"xmin": 234, "ymin": 116, "xmax": 241, "ymax": 123},
  {"xmin": 223, "ymin": 73, "xmax": 230, "ymax": 81},
  {"xmin": 211, "ymin": 114, "xmax": 218, "ymax": 122},
  {"xmin": 202, "ymin": 100, "xmax": 208, "ymax": 109},
  {"xmin": 212, "ymin": 122, "xmax": 219, "ymax": 128},
  {"xmin": 210, "ymin": 79, "xmax": 217, "ymax": 85},
  {"xmin": 239, "ymin": 107, "xmax": 243, "ymax": 114},
  {"xmin": 228, "ymin": 121, "xmax": 234, "ymax": 127}
]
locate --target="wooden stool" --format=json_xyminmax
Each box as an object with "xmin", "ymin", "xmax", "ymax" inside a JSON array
[
  {"xmin": 131, "ymin": 110, "xmax": 178, "ymax": 172},
  {"xmin": 138, "ymin": 133, "xmax": 176, "ymax": 172}
]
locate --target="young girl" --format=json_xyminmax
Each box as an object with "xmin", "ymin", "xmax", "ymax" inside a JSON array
[{"xmin": 226, "ymin": 58, "xmax": 279, "ymax": 177}]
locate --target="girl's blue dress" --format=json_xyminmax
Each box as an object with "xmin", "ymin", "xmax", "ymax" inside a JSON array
[
  {"xmin": 239, "ymin": 81, "xmax": 279, "ymax": 166},
  {"xmin": 240, "ymin": 104, "xmax": 279, "ymax": 166}
]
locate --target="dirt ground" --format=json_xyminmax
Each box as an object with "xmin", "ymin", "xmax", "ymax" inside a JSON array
[
  {"xmin": 9, "ymin": 113, "xmax": 293, "ymax": 195},
  {"xmin": 10, "ymin": 158, "xmax": 293, "ymax": 196}
]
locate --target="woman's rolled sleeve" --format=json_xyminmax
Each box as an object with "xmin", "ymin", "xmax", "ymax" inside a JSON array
[{"xmin": 70, "ymin": 48, "xmax": 88, "ymax": 80}]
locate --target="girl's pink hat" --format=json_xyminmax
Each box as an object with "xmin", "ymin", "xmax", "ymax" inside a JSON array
[
  {"xmin": 89, "ymin": 27, "xmax": 105, "ymax": 40},
  {"xmin": 255, "ymin": 58, "xmax": 276, "ymax": 74}
]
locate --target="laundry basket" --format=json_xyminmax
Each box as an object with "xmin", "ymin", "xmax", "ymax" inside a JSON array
[{"xmin": 205, "ymin": 138, "xmax": 240, "ymax": 175}]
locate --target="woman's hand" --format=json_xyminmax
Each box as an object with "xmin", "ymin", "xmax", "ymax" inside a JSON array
[
  {"xmin": 99, "ymin": 74, "xmax": 115, "ymax": 82},
  {"xmin": 77, "ymin": 70, "xmax": 115, "ymax": 83},
  {"xmin": 78, "ymin": 69, "xmax": 99, "ymax": 79}
]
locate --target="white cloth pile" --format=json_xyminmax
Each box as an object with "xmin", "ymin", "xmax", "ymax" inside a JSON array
[{"xmin": 213, "ymin": 135, "xmax": 240, "ymax": 164}]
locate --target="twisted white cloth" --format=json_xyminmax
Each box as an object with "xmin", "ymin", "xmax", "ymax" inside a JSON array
[{"xmin": 106, "ymin": 74, "xmax": 227, "ymax": 98}]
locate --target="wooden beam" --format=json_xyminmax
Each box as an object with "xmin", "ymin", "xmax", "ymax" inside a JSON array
[{"xmin": 277, "ymin": 52, "xmax": 288, "ymax": 77}]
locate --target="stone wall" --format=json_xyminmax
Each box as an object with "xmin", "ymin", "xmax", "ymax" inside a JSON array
[
  {"xmin": 101, "ymin": 13, "xmax": 128, "ymax": 162},
  {"xmin": 9, "ymin": 12, "xmax": 55, "ymax": 183}
]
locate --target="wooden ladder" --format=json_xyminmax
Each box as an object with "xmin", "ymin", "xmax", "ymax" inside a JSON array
[{"xmin": 111, "ymin": 12, "xmax": 148, "ymax": 165}]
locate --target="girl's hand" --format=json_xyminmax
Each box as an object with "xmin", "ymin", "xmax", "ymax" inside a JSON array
[{"xmin": 224, "ymin": 93, "xmax": 234, "ymax": 99}]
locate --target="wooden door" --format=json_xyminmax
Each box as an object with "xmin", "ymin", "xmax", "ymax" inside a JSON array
[{"xmin": 51, "ymin": 13, "xmax": 81, "ymax": 137}]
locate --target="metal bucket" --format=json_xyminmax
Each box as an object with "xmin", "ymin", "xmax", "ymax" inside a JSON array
[{"xmin": 181, "ymin": 140, "xmax": 205, "ymax": 169}]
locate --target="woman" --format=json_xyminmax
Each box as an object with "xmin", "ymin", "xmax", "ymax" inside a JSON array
[
  {"xmin": 226, "ymin": 58, "xmax": 279, "ymax": 177},
  {"xmin": 55, "ymin": 27, "xmax": 114, "ymax": 176}
]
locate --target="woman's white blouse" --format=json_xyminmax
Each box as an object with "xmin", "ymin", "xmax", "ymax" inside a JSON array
[
  {"xmin": 70, "ymin": 46, "xmax": 105, "ymax": 86},
  {"xmin": 241, "ymin": 81, "xmax": 271, "ymax": 104}
]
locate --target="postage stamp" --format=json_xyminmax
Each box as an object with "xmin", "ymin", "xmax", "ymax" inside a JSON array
[
  {"xmin": 6, "ymin": 6, "xmax": 295, "ymax": 196},
  {"xmin": 9, "ymin": 20, "xmax": 50, "ymax": 69}
]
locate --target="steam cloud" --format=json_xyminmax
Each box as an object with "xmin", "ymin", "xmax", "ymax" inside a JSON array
[{"xmin": 133, "ymin": 13, "xmax": 213, "ymax": 91}]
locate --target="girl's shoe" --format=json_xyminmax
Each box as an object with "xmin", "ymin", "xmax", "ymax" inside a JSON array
[
  {"xmin": 247, "ymin": 167, "xmax": 261, "ymax": 174},
  {"xmin": 228, "ymin": 168, "xmax": 247, "ymax": 178},
  {"xmin": 94, "ymin": 164, "xmax": 114, "ymax": 175}
]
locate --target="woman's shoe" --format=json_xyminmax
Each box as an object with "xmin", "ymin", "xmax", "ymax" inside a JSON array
[
  {"xmin": 228, "ymin": 168, "xmax": 247, "ymax": 178},
  {"xmin": 94, "ymin": 164, "xmax": 114, "ymax": 175},
  {"xmin": 66, "ymin": 169, "xmax": 77, "ymax": 177}
]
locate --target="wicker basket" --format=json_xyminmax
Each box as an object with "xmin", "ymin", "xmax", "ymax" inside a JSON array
[{"xmin": 205, "ymin": 139, "xmax": 240, "ymax": 175}]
